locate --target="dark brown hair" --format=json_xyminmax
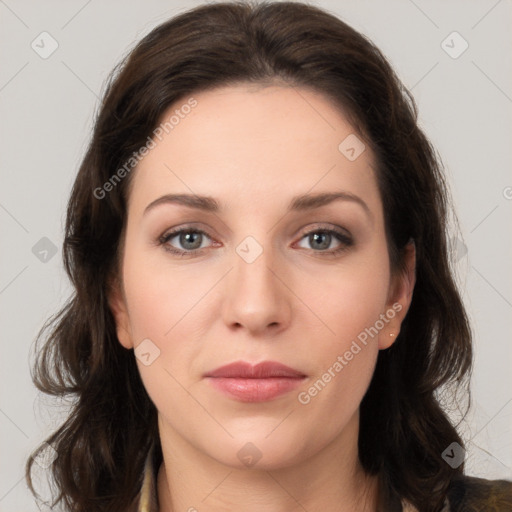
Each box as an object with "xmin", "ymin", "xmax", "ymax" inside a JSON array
[{"xmin": 26, "ymin": 1, "xmax": 473, "ymax": 511}]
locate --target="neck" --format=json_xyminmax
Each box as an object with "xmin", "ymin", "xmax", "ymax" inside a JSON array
[{"xmin": 156, "ymin": 411, "xmax": 379, "ymax": 512}]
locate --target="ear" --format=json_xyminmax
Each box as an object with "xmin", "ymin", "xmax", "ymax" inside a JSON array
[
  {"xmin": 107, "ymin": 276, "xmax": 134, "ymax": 350},
  {"xmin": 378, "ymin": 240, "xmax": 416, "ymax": 350}
]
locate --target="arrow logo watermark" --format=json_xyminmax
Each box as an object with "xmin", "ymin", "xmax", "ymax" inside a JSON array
[
  {"xmin": 338, "ymin": 134, "xmax": 366, "ymax": 162},
  {"xmin": 441, "ymin": 441, "xmax": 465, "ymax": 468},
  {"xmin": 32, "ymin": 236, "xmax": 58, "ymax": 263},
  {"xmin": 235, "ymin": 235, "xmax": 263, "ymax": 264},
  {"xmin": 135, "ymin": 338, "xmax": 161, "ymax": 366},
  {"xmin": 441, "ymin": 31, "xmax": 469, "ymax": 59},
  {"xmin": 237, "ymin": 442, "xmax": 262, "ymax": 467},
  {"xmin": 31, "ymin": 31, "xmax": 59, "ymax": 59}
]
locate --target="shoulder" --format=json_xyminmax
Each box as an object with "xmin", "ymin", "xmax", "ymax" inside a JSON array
[{"xmin": 446, "ymin": 474, "xmax": 512, "ymax": 511}]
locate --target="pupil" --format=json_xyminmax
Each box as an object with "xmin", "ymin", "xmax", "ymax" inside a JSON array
[
  {"xmin": 181, "ymin": 231, "xmax": 201, "ymax": 250},
  {"xmin": 312, "ymin": 232, "xmax": 330, "ymax": 250}
]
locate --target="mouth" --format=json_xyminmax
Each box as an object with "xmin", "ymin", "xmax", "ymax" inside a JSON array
[{"xmin": 203, "ymin": 360, "xmax": 307, "ymax": 402}]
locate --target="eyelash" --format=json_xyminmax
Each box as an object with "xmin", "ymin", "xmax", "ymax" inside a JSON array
[{"xmin": 157, "ymin": 225, "xmax": 354, "ymax": 258}]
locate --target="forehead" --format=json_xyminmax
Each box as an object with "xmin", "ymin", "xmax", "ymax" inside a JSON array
[{"xmin": 128, "ymin": 84, "xmax": 381, "ymax": 217}]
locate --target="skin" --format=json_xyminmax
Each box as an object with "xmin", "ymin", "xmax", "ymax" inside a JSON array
[{"xmin": 109, "ymin": 84, "xmax": 416, "ymax": 512}]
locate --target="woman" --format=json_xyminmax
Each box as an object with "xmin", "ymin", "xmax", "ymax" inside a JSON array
[{"xmin": 26, "ymin": 1, "xmax": 512, "ymax": 511}]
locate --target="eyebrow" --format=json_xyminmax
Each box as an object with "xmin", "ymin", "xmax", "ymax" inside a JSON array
[{"xmin": 143, "ymin": 191, "xmax": 372, "ymax": 218}]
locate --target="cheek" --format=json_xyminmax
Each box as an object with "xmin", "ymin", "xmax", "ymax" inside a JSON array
[
  {"xmin": 121, "ymin": 264, "xmax": 197, "ymax": 420},
  {"xmin": 307, "ymin": 278, "xmax": 384, "ymax": 397},
  {"xmin": 294, "ymin": 276, "xmax": 385, "ymax": 444},
  {"xmin": 122, "ymin": 239, "xmax": 202, "ymax": 340},
  {"xmin": 120, "ymin": 244, "xmax": 215, "ymax": 392},
  {"xmin": 311, "ymin": 252, "xmax": 391, "ymax": 348},
  {"xmin": 123, "ymin": 274, "xmax": 173, "ymax": 341},
  {"xmin": 297, "ymin": 248, "xmax": 389, "ymax": 405}
]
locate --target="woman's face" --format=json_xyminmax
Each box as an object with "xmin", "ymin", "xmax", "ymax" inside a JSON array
[{"xmin": 110, "ymin": 84, "xmax": 414, "ymax": 469}]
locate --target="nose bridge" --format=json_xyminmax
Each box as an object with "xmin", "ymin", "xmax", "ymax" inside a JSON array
[
  {"xmin": 233, "ymin": 233, "xmax": 280, "ymax": 300},
  {"xmin": 222, "ymin": 232, "xmax": 291, "ymax": 333}
]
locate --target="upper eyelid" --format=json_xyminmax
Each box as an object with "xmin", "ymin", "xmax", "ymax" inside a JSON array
[{"xmin": 161, "ymin": 222, "xmax": 351, "ymax": 236}]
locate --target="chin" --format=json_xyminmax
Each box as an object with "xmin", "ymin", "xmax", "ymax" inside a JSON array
[{"xmin": 200, "ymin": 430, "xmax": 315, "ymax": 471}]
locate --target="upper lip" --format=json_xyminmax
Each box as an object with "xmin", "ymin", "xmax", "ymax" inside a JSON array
[{"xmin": 204, "ymin": 361, "xmax": 306, "ymax": 379}]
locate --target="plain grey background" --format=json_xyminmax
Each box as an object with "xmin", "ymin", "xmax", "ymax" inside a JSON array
[{"xmin": 1, "ymin": 0, "xmax": 511, "ymax": 510}]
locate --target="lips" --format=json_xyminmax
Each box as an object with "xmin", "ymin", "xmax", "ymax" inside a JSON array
[
  {"xmin": 204, "ymin": 360, "xmax": 306, "ymax": 379},
  {"xmin": 204, "ymin": 361, "xmax": 307, "ymax": 402}
]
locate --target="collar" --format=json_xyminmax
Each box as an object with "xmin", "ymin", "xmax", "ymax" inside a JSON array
[{"xmin": 137, "ymin": 442, "xmax": 159, "ymax": 512}]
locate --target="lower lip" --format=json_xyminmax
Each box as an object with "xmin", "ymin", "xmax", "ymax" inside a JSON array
[{"xmin": 205, "ymin": 377, "xmax": 305, "ymax": 402}]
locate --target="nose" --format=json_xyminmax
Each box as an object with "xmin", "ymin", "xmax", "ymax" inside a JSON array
[{"xmin": 221, "ymin": 239, "xmax": 292, "ymax": 336}]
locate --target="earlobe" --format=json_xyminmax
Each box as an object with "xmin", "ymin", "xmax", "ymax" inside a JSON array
[
  {"xmin": 379, "ymin": 331, "xmax": 398, "ymax": 350},
  {"xmin": 107, "ymin": 277, "xmax": 134, "ymax": 350},
  {"xmin": 379, "ymin": 240, "xmax": 416, "ymax": 350}
]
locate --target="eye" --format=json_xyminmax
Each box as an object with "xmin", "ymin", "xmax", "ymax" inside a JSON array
[
  {"xmin": 158, "ymin": 227, "xmax": 215, "ymax": 256},
  {"xmin": 295, "ymin": 227, "xmax": 353, "ymax": 255}
]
